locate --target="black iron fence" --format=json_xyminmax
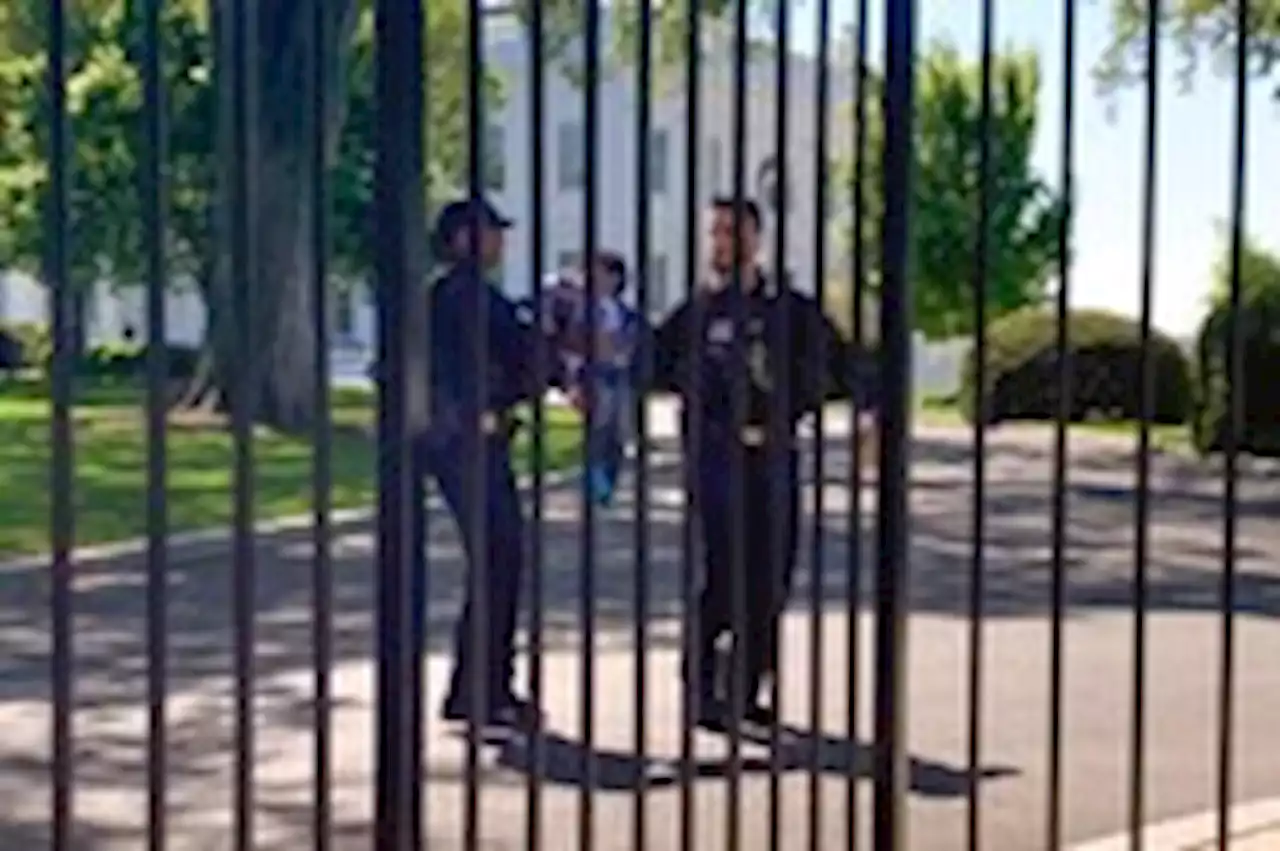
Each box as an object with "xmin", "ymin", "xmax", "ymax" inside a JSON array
[{"xmin": 11, "ymin": 0, "xmax": 1263, "ymax": 848}]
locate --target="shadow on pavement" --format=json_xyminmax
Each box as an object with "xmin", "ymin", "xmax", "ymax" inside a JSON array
[
  {"xmin": 446, "ymin": 726, "xmax": 1017, "ymax": 799},
  {"xmin": 0, "ymin": 430, "xmax": 1277, "ymax": 711}
]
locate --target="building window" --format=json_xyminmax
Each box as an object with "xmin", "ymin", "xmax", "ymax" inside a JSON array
[
  {"xmin": 557, "ymin": 121, "xmax": 584, "ymax": 189},
  {"xmin": 485, "ymin": 124, "xmax": 506, "ymax": 191},
  {"xmin": 650, "ymin": 129, "xmax": 670, "ymax": 195},
  {"xmin": 707, "ymin": 137, "xmax": 723, "ymax": 194},
  {"xmin": 556, "ymin": 250, "xmax": 582, "ymax": 274}
]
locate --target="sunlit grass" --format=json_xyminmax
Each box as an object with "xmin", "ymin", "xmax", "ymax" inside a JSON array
[{"xmin": 0, "ymin": 378, "xmax": 582, "ymax": 558}]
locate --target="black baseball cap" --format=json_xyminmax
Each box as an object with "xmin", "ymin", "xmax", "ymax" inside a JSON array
[{"xmin": 431, "ymin": 197, "xmax": 513, "ymax": 257}]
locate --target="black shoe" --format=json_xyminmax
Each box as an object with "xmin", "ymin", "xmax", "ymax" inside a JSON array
[
  {"xmin": 441, "ymin": 693, "xmax": 542, "ymax": 729},
  {"xmin": 739, "ymin": 702, "xmax": 778, "ymax": 729},
  {"xmin": 693, "ymin": 696, "xmax": 730, "ymax": 733}
]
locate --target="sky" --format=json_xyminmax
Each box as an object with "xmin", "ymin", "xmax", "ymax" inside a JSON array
[{"xmin": 787, "ymin": 0, "xmax": 1280, "ymax": 338}]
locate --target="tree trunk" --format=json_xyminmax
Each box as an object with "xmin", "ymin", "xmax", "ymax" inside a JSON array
[
  {"xmin": 202, "ymin": 0, "xmax": 357, "ymax": 433},
  {"xmin": 70, "ymin": 288, "xmax": 88, "ymax": 360},
  {"xmin": 175, "ymin": 346, "xmax": 224, "ymax": 412}
]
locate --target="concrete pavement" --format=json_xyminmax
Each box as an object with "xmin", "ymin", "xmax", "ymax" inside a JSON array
[
  {"xmin": 1, "ymin": 423, "xmax": 1278, "ymax": 849},
  {"xmin": 1072, "ymin": 797, "xmax": 1280, "ymax": 849}
]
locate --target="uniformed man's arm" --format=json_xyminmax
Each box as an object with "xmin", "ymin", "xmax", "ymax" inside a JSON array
[
  {"xmin": 802, "ymin": 296, "xmax": 880, "ymax": 412},
  {"xmin": 635, "ymin": 300, "xmax": 691, "ymax": 393},
  {"xmin": 833, "ymin": 334, "xmax": 880, "ymax": 412},
  {"xmin": 488, "ymin": 288, "xmax": 565, "ymax": 402}
]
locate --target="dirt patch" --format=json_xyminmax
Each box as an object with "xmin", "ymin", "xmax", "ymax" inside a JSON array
[{"xmin": 164, "ymin": 407, "xmax": 230, "ymax": 430}]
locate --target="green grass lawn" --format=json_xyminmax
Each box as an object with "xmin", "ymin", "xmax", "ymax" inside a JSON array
[{"xmin": 0, "ymin": 378, "xmax": 582, "ymax": 559}]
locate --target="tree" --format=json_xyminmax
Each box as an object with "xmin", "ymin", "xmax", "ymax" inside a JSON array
[
  {"xmin": 829, "ymin": 43, "xmax": 1066, "ymax": 341},
  {"xmin": 1193, "ymin": 233, "xmax": 1280, "ymax": 454},
  {"xmin": 0, "ymin": 0, "xmax": 495, "ymax": 428},
  {"xmin": 0, "ymin": 0, "xmax": 216, "ymax": 354},
  {"xmin": 330, "ymin": 2, "xmax": 502, "ymax": 281},
  {"xmin": 1098, "ymin": 1, "xmax": 1279, "ymax": 95}
]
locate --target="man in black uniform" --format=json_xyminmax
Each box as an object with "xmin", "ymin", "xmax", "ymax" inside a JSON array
[{"xmin": 645, "ymin": 197, "xmax": 879, "ymax": 730}]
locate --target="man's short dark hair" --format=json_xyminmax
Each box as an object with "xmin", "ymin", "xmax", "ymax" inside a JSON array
[
  {"xmin": 597, "ymin": 250, "xmax": 628, "ymax": 294},
  {"xmin": 710, "ymin": 196, "xmax": 763, "ymax": 229}
]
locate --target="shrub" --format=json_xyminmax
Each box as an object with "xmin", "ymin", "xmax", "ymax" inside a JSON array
[
  {"xmin": 0, "ymin": 329, "xmax": 23, "ymax": 371},
  {"xmin": 961, "ymin": 307, "xmax": 1193, "ymax": 425},
  {"xmin": 0, "ymin": 322, "xmax": 52, "ymax": 369},
  {"xmin": 1193, "ymin": 292, "xmax": 1280, "ymax": 457},
  {"xmin": 77, "ymin": 342, "xmax": 203, "ymax": 381}
]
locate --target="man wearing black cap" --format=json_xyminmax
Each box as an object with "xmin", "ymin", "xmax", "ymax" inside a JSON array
[
  {"xmin": 644, "ymin": 196, "xmax": 880, "ymax": 732},
  {"xmin": 419, "ymin": 197, "xmax": 560, "ymax": 727}
]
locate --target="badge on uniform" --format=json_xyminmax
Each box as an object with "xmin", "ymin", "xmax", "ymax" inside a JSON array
[
  {"xmin": 748, "ymin": 340, "xmax": 772, "ymax": 391},
  {"xmin": 707, "ymin": 318, "xmax": 734, "ymax": 343}
]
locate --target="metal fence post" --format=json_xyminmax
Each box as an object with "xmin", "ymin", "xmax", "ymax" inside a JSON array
[
  {"xmin": 871, "ymin": 0, "xmax": 916, "ymax": 847},
  {"xmin": 372, "ymin": 0, "xmax": 428, "ymax": 846},
  {"xmin": 45, "ymin": 0, "xmax": 75, "ymax": 845}
]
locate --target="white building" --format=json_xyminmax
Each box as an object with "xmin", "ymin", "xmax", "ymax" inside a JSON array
[
  {"xmin": 0, "ymin": 273, "xmax": 207, "ymax": 348},
  {"xmin": 482, "ymin": 21, "xmax": 854, "ymax": 316},
  {"xmin": 2, "ymin": 22, "xmax": 859, "ymax": 370}
]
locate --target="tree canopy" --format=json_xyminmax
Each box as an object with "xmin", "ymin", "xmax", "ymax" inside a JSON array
[
  {"xmin": 0, "ymin": 0, "xmax": 500, "ymax": 289},
  {"xmin": 1208, "ymin": 230, "xmax": 1280, "ymax": 308},
  {"xmin": 1099, "ymin": 0, "xmax": 1280, "ymax": 96},
  {"xmin": 830, "ymin": 42, "xmax": 1066, "ymax": 341}
]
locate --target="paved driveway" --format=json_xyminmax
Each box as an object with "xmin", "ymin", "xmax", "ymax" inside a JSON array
[{"xmin": 0, "ymin": 423, "xmax": 1277, "ymax": 849}]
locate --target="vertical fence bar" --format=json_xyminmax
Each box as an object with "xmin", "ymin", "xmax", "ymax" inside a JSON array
[
  {"xmin": 140, "ymin": 0, "xmax": 170, "ymax": 845},
  {"xmin": 415, "ymin": 8, "xmax": 433, "ymax": 840},
  {"xmin": 727, "ymin": 1, "xmax": 751, "ymax": 847},
  {"xmin": 871, "ymin": 0, "xmax": 916, "ymax": 845},
  {"xmin": 1046, "ymin": 1, "xmax": 1076, "ymax": 847},
  {"xmin": 633, "ymin": 1, "xmax": 655, "ymax": 848},
  {"xmin": 464, "ymin": 1, "xmax": 488, "ymax": 848},
  {"xmin": 224, "ymin": 1, "xmax": 260, "ymax": 845},
  {"xmin": 580, "ymin": 0, "xmax": 603, "ymax": 842},
  {"xmin": 45, "ymin": 0, "xmax": 74, "ymax": 845},
  {"xmin": 526, "ymin": 1, "xmax": 548, "ymax": 847},
  {"xmin": 305, "ymin": 0, "xmax": 334, "ymax": 845},
  {"xmin": 809, "ymin": 3, "xmax": 832, "ymax": 847},
  {"xmin": 1129, "ymin": 1, "xmax": 1160, "ymax": 844},
  {"xmin": 845, "ymin": 6, "xmax": 870, "ymax": 847},
  {"xmin": 1216, "ymin": 2, "xmax": 1249, "ymax": 847},
  {"xmin": 768, "ymin": 2, "xmax": 791, "ymax": 849},
  {"xmin": 372, "ymin": 0, "xmax": 426, "ymax": 843},
  {"xmin": 678, "ymin": 4, "xmax": 702, "ymax": 849},
  {"xmin": 966, "ymin": 0, "xmax": 995, "ymax": 846},
  {"xmin": 414, "ymin": 10, "xmax": 432, "ymax": 840}
]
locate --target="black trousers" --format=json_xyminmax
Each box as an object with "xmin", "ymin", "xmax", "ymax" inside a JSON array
[
  {"xmin": 687, "ymin": 436, "xmax": 800, "ymax": 707},
  {"xmin": 421, "ymin": 432, "xmax": 525, "ymax": 707}
]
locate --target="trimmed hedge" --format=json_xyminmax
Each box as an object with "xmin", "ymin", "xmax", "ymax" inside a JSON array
[
  {"xmin": 1193, "ymin": 293, "xmax": 1280, "ymax": 456},
  {"xmin": 961, "ymin": 307, "xmax": 1193, "ymax": 425}
]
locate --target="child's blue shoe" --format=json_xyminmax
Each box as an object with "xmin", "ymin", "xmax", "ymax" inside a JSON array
[{"xmin": 589, "ymin": 466, "xmax": 615, "ymax": 506}]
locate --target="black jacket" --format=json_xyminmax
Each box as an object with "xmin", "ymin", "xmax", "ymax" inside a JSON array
[{"xmin": 643, "ymin": 273, "xmax": 878, "ymax": 435}]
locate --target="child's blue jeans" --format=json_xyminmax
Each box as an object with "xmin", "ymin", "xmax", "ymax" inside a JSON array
[{"xmin": 587, "ymin": 366, "xmax": 631, "ymax": 499}]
